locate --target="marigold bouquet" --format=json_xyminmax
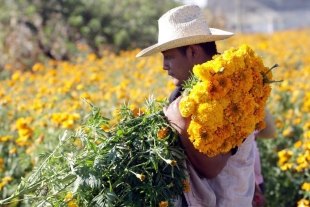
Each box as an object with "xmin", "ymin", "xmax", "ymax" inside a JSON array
[
  {"xmin": 180, "ymin": 44, "xmax": 279, "ymax": 157},
  {"xmin": 0, "ymin": 97, "xmax": 188, "ymax": 207}
]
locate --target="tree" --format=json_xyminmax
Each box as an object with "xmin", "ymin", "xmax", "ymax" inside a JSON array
[{"xmin": 0, "ymin": 0, "xmax": 180, "ymax": 70}]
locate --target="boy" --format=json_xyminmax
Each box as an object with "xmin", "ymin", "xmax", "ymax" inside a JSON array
[{"xmin": 136, "ymin": 5, "xmax": 255, "ymax": 207}]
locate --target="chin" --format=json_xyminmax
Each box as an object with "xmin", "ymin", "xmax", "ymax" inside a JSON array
[
  {"xmin": 173, "ymin": 81, "xmax": 183, "ymax": 87},
  {"xmin": 172, "ymin": 79, "xmax": 181, "ymax": 86}
]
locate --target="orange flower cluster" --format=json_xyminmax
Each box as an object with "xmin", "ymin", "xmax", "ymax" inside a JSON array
[
  {"xmin": 157, "ymin": 127, "xmax": 170, "ymax": 139},
  {"xmin": 179, "ymin": 44, "xmax": 272, "ymax": 157}
]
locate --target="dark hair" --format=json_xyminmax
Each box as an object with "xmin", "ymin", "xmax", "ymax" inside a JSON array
[{"xmin": 177, "ymin": 41, "xmax": 219, "ymax": 57}]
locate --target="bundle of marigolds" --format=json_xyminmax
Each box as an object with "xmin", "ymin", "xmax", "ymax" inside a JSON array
[
  {"xmin": 0, "ymin": 97, "xmax": 188, "ymax": 207},
  {"xmin": 180, "ymin": 44, "xmax": 279, "ymax": 157}
]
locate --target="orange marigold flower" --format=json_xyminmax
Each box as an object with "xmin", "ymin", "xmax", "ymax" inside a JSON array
[
  {"xmin": 182, "ymin": 180, "xmax": 191, "ymax": 193},
  {"xmin": 136, "ymin": 174, "xmax": 146, "ymax": 182},
  {"xmin": 158, "ymin": 201, "xmax": 168, "ymax": 207},
  {"xmin": 157, "ymin": 127, "xmax": 170, "ymax": 139}
]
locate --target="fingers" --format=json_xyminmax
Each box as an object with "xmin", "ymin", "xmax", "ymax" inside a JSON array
[{"xmin": 163, "ymin": 96, "xmax": 182, "ymax": 115}]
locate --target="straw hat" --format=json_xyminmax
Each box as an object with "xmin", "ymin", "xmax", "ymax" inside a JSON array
[{"xmin": 136, "ymin": 5, "xmax": 234, "ymax": 57}]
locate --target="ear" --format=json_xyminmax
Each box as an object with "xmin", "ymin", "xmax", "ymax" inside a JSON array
[{"xmin": 186, "ymin": 45, "xmax": 201, "ymax": 61}]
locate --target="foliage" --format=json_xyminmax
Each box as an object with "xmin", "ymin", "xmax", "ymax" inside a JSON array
[
  {"xmin": 0, "ymin": 0, "xmax": 180, "ymax": 70},
  {"xmin": 0, "ymin": 97, "xmax": 187, "ymax": 206}
]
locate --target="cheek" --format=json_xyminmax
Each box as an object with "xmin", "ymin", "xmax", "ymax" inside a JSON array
[{"xmin": 180, "ymin": 65, "xmax": 192, "ymax": 79}]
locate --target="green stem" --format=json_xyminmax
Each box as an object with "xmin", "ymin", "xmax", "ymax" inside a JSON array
[{"xmin": 28, "ymin": 135, "xmax": 70, "ymax": 183}]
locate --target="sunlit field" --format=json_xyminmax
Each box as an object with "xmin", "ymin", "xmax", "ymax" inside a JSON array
[{"xmin": 1, "ymin": 28, "xmax": 310, "ymax": 206}]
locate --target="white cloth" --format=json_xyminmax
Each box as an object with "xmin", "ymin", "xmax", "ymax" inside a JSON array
[
  {"xmin": 254, "ymin": 139, "xmax": 264, "ymax": 185},
  {"xmin": 174, "ymin": 132, "xmax": 255, "ymax": 207}
]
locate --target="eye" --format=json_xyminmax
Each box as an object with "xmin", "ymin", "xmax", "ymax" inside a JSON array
[{"xmin": 164, "ymin": 55, "xmax": 172, "ymax": 59}]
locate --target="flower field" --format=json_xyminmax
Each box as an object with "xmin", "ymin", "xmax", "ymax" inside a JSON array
[{"xmin": 0, "ymin": 28, "xmax": 310, "ymax": 206}]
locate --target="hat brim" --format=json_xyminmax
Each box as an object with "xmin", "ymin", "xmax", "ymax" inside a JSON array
[{"xmin": 136, "ymin": 28, "xmax": 234, "ymax": 57}]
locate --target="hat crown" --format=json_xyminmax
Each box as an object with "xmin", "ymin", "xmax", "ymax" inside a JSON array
[
  {"xmin": 158, "ymin": 5, "xmax": 211, "ymax": 43},
  {"xmin": 136, "ymin": 4, "xmax": 233, "ymax": 57}
]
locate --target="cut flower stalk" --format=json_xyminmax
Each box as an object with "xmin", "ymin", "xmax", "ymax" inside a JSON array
[{"xmin": 0, "ymin": 96, "xmax": 188, "ymax": 207}]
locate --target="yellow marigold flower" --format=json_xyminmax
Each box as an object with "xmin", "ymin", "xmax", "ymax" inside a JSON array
[
  {"xmin": 2, "ymin": 176, "xmax": 12, "ymax": 182},
  {"xmin": 62, "ymin": 120, "xmax": 74, "ymax": 129},
  {"xmin": 214, "ymin": 125, "xmax": 233, "ymax": 140},
  {"xmin": 65, "ymin": 191, "xmax": 73, "ymax": 201},
  {"xmin": 189, "ymin": 81, "xmax": 210, "ymax": 103},
  {"xmin": 18, "ymin": 128, "xmax": 33, "ymax": 138},
  {"xmin": 101, "ymin": 125, "xmax": 109, "ymax": 132},
  {"xmin": 304, "ymin": 131, "xmax": 310, "ymax": 139},
  {"xmin": 282, "ymin": 127, "xmax": 294, "ymax": 137},
  {"xmin": 182, "ymin": 180, "xmax": 190, "ymax": 193},
  {"xmin": 231, "ymin": 69, "xmax": 253, "ymax": 93},
  {"xmin": 0, "ymin": 182, "xmax": 5, "ymax": 191},
  {"xmin": 196, "ymin": 101, "xmax": 223, "ymax": 130},
  {"xmin": 278, "ymin": 149, "xmax": 293, "ymax": 160},
  {"xmin": 0, "ymin": 135, "xmax": 13, "ymax": 142},
  {"xmin": 303, "ymin": 122, "xmax": 310, "ymax": 131},
  {"xmin": 250, "ymin": 84, "xmax": 264, "ymax": 98},
  {"xmin": 219, "ymin": 140, "xmax": 233, "ymax": 154},
  {"xmin": 9, "ymin": 148, "xmax": 17, "ymax": 154},
  {"xmin": 67, "ymin": 199, "xmax": 77, "ymax": 207},
  {"xmin": 76, "ymin": 84, "xmax": 84, "ymax": 90},
  {"xmin": 213, "ymin": 73, "xmax": 232, "ymax": 96},
  {"xmin": 11, "ymin": 71, "xmax": 21, "ymax": 81},
  {"xmin": 298, "ymin": 198, "xmax": 310, "ymax": 207},
  {"xmin": 294, "ymin": 140, "xmax": 303, "ymax": 149},
  {"xmin": 276, "ymin": 118, "xmax": 284, "ymax": 128},
  {"xmin": 32, "ymin": 63, "xmax": 45, "ymax": 72},
  {"xmin": 302, "ymin": 182, "xmax": 310, "ymax": 191},
  {"xmin": 297, "ymin": 154, "xmax": 307, "ymax": 164},
  {"xmin": 225, "ymin": 102, "xmax": 242, "ymax": 123},
  {"xmin": 192, "ymin": 124, "xmax": 214, "ymax": 143},
  {"xmin": 193, "ymin": 63, "xmax": 213, "ymax": 82},
  {"xmin": 279, "ymin": 162, "xmax": 294, "ymax": 171},
  {"xmin": 179, "ymin": 96, "xmax": 196, "ymax": 117},
  {"xmin": 158, "ymin": 201, "xmax": 168, "ymax": 207},
  {"xmin": 303, "ymin": 140, "xmax": 310, "ymax": 151}
]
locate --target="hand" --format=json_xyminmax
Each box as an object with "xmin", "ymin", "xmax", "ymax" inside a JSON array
[
  {"xmin": 163, "ymin": 96, "xmax": 191, "ymax": 137},
  {"xmin": 252, "ymin": 183, "xmax": 267, "ymax": 207}
]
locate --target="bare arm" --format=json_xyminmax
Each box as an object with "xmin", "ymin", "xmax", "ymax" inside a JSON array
[
  {"xmin": 163, "ymin": 96, "xmax": 231, "ymax": 179},
  {"xmin": 256, "ymin": 108, "xmax": 276, "ymax": 139}
]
